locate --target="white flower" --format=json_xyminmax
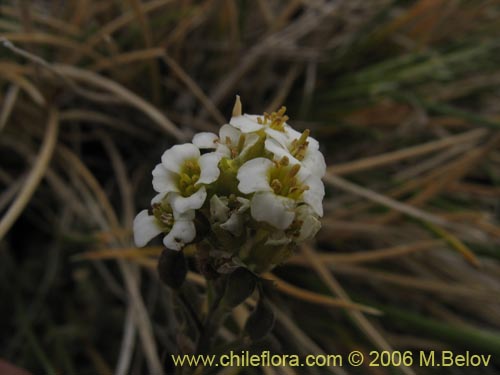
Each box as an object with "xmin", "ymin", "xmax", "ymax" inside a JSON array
[
  {"xmin": 237, "ymin": 157, "xmax": 324, "ymax": 229},
  {"xmin": 229, "ymin": 114, "xmax": 266, "ymax": 133},
  {"xmin": 209, "ymin": 194, "xmax": 249, "ymax": 236},
  {"xmin": 152, "ymin": 143, "xmax": 222, "ymax": 213},
  {"xmin": 133, "ymin": 203, "xmax": 196, "ymax": 251},
  {"xmin": 229, "ymin": 107, "xmax": 291, "ymax": 136},
  {"xmin": 264, "ymin": 128, "xmax": 326, "ymax": 178},
  {"xmin": 193, "ymin": 124, "xmax": 259, "ymax": 159},
  {"xmin": 134, "ymin": 97, "xmax": 325, "ymax": 273}
]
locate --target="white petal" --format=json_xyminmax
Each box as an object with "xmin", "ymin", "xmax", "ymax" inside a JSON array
[
  {"xmin": 265, "ymin": 128, "xmax": 289, "ymax": 147},
  {"xmin": 161, "ymin": 144, "xmax": 200, "ymax": 173},
  {"xmin": 230, "ymin": 114, "xmax": 263, "ymax": 133},
  {"xmin": 237, "ymin": 158, "xmax": 273, "ymax": 194},
  {"xmin": 238, "ymin": 132, "xmax": 261, "ymax": 160},
  {"xmin": 303, "ymin": 177, "xmax": 325, "ymax": 216},
  {"xmin": 169, "ymin": 186, "xmax": 207, "ymax": 213},
  {"xmin": 152, "ymin": 164, "xmax": 179, "ymax": 193},
  {"xmin": 264, "ymin": 138, "xmax": 295, "ymax": 162},
  {"xmin": 295, "ymin": 205, "xmax": 321, "ymax": 242},
  {"xmin": 193, "ymin": 132, "xmax": 218, "ymax": 149},
  {"xmin": 243, "ymin": 133, "xmax": 260, "ymax": 149},
  {"xmin": 284, "ymin": 126, "xmax": 302, "ymax": 140},
  {"xmin": 163, "ymin": 220, "xmax": 196, "ymax": 251},
  {"xmin": 220, "ymin": 213, "xmax": 244, "ymax": 236},
  {"xmin": 302, "ymin": 149, "xmax": 326, "ymax": 178},
  {"xmin": 219, "ymin": 124, "xmax": 241, "ymax": 145},
  {"xmin": 215, "ymin": 144, "xmax": 231, "ymax": 158},
  {"xmin": 306, "ymin": 136, "xmax": 320, "ymax": 151},
  {"xmin": 210, "ymin": 195, "xmax": 230, "ymax": 222},
  {"xmin": 197, "ymin": 152, "xmax": 222, "ymax": 185},
  {"xmin": 133, "ymin": 210, "xmax": 162, "ymax": 247},
  {"xmin": 250, "ymin": 192, "xmax": 295, "ymax": 230},
  {"xmin": 236, "ymin": 197, "xmax": 250, "ymax": 213},
  {"xmin": 151, "ymin": 192, "xmax": 166, "ymax": 205}
]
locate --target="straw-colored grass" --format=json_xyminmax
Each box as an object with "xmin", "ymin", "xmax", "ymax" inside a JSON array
[{"xmin": 2, "ymin": 1, "xmax": 500, "ymax": 374}]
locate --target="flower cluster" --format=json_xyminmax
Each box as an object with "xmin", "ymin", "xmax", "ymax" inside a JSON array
[{"xmin": 134, "ymin": 98, "xmax": 325, "ymax": 273}]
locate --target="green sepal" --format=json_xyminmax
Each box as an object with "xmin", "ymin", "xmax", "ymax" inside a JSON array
[
  {"xmin": 244, "ymin": 297, "xmax": 276, "ymax": 341},
  {"xmin": 220, "ymin": 267, "xmax": 257, "ymax": 308}
]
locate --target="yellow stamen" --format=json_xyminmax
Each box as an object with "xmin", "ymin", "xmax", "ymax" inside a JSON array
[
  {"xmin": 271, "ymin": 179, "xmax": 282, "ymax": 194},
  {"xmin": 268, "ymin": 161, "xmax": 308, "ymax": 200},
  {"xmin": 260, "ymin": 106, "xmax": 289, "ymax": 131},
  {"xmin": 289, "ymin": 164, "xmax": 300, "ymax": 177},
  {"xmin": 290, "ymin": 129, "xmax": 311, "ymax": 161},
  {"xmin": 179, "ymin": 159, "xmax": 201, "ymax": 197}
]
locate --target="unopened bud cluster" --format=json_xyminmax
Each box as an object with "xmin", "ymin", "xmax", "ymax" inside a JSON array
[{"xmin": 134, "ymin": 98, "xmax": 325, "ymax": 273}]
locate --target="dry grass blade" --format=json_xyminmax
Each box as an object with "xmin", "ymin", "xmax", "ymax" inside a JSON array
[
  {"xmin": 0, "ymin": 175, "xmax": 25, "ymax": 212},
  {"xmin": 0, "ymin": 5, "xmax": 80, "ymax": 35},
  {"xmin": 54, "ymin": 64, "xmax": 187, "ymax": 141},
  {"xmin": 0, "ymin": 84, "xmax": 19, "ymax": 132},
  {"xmin": 328, "ymin": 128, "xmax": 487, "ymax": 175},
  {"xmin": 115, "ymin": 306, "xmax": 136, "ymax": 375},
  {"xmin": 60, "ymin": 109, "xmax": 150, "ymax": 139},
  {"xmin": 126, "ymin": 0, "xmax": 160, "ymax": 102},
  {"xmin": 424, "ymin": 224, "xmax": 480, "ymax": 267},
  {"xmin": 0, "ymin": 107, "xmax": 58, "ymax": 241},
  {"xmin": 3, "ymin": 1, "xmax": 500, "ymax": 372},
  {"xmin": 378, "ymin": 134, "xmax": 500, "ymax": 225},
  {"xmin": 265, "ymin": 64, "xmax": 301, "ymax": 112},
  {"xmin": 58, "ymin": 146, "xmax": 163, "ymax": 375},
  {"xmin": 264, "ymin": 273, "xmax": 381, "ymax": 315},
  {"xmin": 75, "ymin": 247, "xmax": 163, "ymax": 261},
  {"xmin": 0, "ymin": 70, "xmax": 45, "ymax": 106},
  {"xmin": 90, "ymin": 48, "xmax": 164, "ymax": 72},
  {"xmin": 300, "ymin": 245, "xmax": 416, "ymax": 375},
  {"xmin": 57, "ymin": 145, "xmax": 120, "ymax": 228},
  {"xmin": 324, "ymin": 174, "xmax": 489, "ymax": 243},
  {"xmin": 208, "ymin": 1, "xmax": 339, "ymax": 107},
  {"xmin": 269, "ymin": 301, "xmax": 348, "ymax": 375},
  {"xmin": 290, "ymin": 240, "xmax": 443, "ymax": 265},
  {"xmin": 67, "ymin": 0, "xmax": 175, "ymax": 64},
  {"xmin": 0, "ymin": 32, "xmax": 102, "ymax": 60},
  {"xmin": 332, "ymin": 265, "xmax": 499, "ymax": 300},
  {"xmin": 2, "ymin": 38, "xmax": 119, "ymax": 104},
  {"xmin": 98, "ymin": 132, "xmax": 134, "ymax": 225},
  {"xmin": 162, "ymin": 54, "xmax": 226, "ymax": 125}
]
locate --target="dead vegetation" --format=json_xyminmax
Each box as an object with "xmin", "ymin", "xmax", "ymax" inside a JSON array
[{"xmin": 1, "ymin": 1, "xmax": 500, "ymax": 374}]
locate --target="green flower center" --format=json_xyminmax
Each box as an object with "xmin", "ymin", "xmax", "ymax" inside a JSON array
[
  {"xmin": 268, "ymin": 156, "xmax": 309, "ymax": 200},
  {"xmin": 178, "ymin": 159, "xmax": 201, "ymax": 197},
  {"xmin": 257, "ymin": 106, "xmax": 289, "ymax": 132}
]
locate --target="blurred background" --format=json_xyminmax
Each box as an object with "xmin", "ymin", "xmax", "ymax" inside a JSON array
[{"xmin": 1, "ymin": 0, "xmax": 500, "ymax": 374}]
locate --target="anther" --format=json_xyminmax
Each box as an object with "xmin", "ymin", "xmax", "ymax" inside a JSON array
[
  {"xmin": 289, "ymin": 164, "xmax": 300, "ymax": 177},
  {"xmin": 280, "ymin": 156, "xmax": 290, "ymax": 166},
  {"xmin": 271, "ymin": 179, "xmax": 282, "ymax": 193}
]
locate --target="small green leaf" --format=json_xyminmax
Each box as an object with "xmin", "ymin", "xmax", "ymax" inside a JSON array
[
  {"xmin": 157, "ymin": 249, "xmax": 187, "ymax": 289},
  {"xmin": 245, "ymin": 298, "xmax": 275, "ymax": 341},
  {"xmin": 221, "ymin": 267, "xmax": 256, "ymax": 308}
]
